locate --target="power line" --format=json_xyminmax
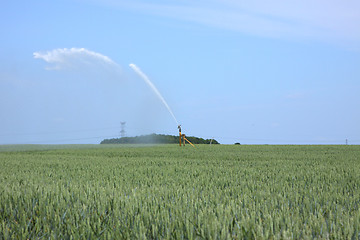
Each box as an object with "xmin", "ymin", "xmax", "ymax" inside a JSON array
[
  {"xmin": 7, "ymin": 135, "xmax": 120, "ymax": 145},
  {"xmin": 1, "ymin": 125, "xmax": 359, "ymax": 145},
  {"xmin": 0, "ymin": 126, "xmax": 121, "ymax": 137}
]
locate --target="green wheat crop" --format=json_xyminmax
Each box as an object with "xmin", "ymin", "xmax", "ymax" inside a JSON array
[{"xmin": 1, "ymin": 145, "xmax": 359, "ymax": 239}]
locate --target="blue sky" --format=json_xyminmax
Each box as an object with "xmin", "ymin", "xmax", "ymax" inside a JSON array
[{"xmin": 1, "ymin": 0, "xmax": 359, "ymax": 144}]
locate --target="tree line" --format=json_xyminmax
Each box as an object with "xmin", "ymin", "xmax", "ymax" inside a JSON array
[{"xmin": 100, "ymin": 134, "xmax": 219, "ymax": 144}]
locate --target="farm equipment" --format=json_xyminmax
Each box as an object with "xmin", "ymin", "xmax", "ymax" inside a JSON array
[{"xmin": 178, "ymin": 125, "xmax": 195, "ymax": 148}]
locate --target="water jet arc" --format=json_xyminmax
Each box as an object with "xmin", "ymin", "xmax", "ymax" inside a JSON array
[{"xmin": 129, "ymin": 63, "xmax": 178, "ymax": 125}]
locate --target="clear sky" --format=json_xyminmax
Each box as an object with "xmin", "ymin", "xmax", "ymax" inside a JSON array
[{"xmin": 1, "ymin": 0, "xmax": 359, "ymax": 144}]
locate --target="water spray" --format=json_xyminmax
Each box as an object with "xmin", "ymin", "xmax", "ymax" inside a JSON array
[
  {"xmin": 129, "ymin": 63, "xmax": 178, "ymax": 125},
  {"xmin": 129, "ymin": 63, "xmax": 194, "ymax": 147}
]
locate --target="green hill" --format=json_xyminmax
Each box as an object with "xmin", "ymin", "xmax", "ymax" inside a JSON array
[{"xmin": 100, "ymin": 133, "xmax": 219, "ymax": 144}]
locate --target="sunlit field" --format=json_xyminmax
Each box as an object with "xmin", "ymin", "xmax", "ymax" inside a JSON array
[{"xmin": 1, "ymin": 144, "xmax": 359, "ymax": 239}]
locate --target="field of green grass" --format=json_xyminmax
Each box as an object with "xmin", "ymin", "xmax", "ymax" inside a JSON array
[{"xmin": 1, "ymin": 144, "xmax": 359, "ymax": 239}]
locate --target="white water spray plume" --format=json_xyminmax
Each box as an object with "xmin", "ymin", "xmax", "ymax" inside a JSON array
[
  {"xmin": 33, "ymin": 48, "xmax": 118, "ymax": 70},
  {"xmin": 129, "ymin": 63, "xmax": 179, "ymax": 125}
]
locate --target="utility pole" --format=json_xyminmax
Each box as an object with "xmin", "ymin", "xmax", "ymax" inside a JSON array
[
  {"xmin": 120, "ymin": 122, "xmax": 126, "ymax": 138},
  {"xmin": 346, "ymin": 139, "xmax": 348, "ymax": 145}
]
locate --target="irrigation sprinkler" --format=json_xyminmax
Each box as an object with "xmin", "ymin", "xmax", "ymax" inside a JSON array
[{"xmin": 178, "ymin": 125, "xmax": 195, "ymax": 148}]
